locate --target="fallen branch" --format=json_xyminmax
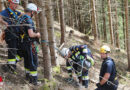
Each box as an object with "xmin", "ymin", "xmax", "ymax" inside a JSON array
[{"xmin": 59, "ymin": 43, "xmax": 65, "ymax": 50}]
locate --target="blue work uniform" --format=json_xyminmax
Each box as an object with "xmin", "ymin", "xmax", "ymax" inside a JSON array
[
  {"xmin": 95, "ymin": 57, "xmax": 118, "ymax": 90},
  {"xmin": 66, "ymin": 45, "xmax": 94, "ymax": 88},
  {"xmin": 0, "ymin": 8, "xmax": 21, "ymax": 71},
  {"xmin": 18, "ymin": 14, "xmax": 38, "ymax": 84}
]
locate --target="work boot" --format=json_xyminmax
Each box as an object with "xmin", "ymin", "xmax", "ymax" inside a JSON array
[
  {"xmin": 16, "ymin": 56, "xmax": 22, "ymax": 63},
  {"xmin": 30, "ymin": 76, "xmax": 41, "ymax": 85},
  {"xmin": 82, "ymin": 80, "xmax": 89, "ymax": 88},
  {"xmin": 25, "ymin": 73, "xmax": 30, "ymax": 81},
  {"xmin": 84, "ymin": 85, "xmax": 88, "ymax": 88}
]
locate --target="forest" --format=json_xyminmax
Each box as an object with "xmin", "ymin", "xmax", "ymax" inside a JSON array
[{"xmin": 0, "ymin": 0, "xmax": 130, "ymax": 90}]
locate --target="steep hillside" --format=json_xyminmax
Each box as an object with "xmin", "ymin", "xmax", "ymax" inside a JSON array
[
  {"xmin": 0, "ymin": 21, "xmax": 129, "ymax": 90},
  {"xmin": 54, "ymin": 21, "xmax": 130, "ymax": 90}
]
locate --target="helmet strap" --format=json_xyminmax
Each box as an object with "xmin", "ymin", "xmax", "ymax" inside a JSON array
[{"xmin": 31, "ymin": 11, "xmax": 34, "ymax": 17}]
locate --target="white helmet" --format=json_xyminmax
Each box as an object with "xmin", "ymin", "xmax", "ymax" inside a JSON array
[
  {"xmin": 27, "ymin": 3, "xmax": 37, "ymax": 12},
  {"xmin": 8, "ymin": 0, "xmax": 20, "ymax": 4},
  {"xmin": 60, "ymin": 48, "xmax": 69, "ymax": 57}
]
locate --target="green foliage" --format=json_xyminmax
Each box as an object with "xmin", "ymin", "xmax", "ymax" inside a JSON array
[
  {"xmin": 52, "ymin": 66, "xmax": 61, "ymax": 74},
  {"xmin": 39, "ymin": 78, "xmax": 58, "ymax": 90},
  {"xmin": 55, "ymin": 31, "xmax": 61, "ymax": 37}
]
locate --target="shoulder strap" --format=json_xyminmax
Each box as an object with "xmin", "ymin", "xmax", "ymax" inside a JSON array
[
  {"xmin": 17, "ymin": 15, "xmax": 29, "ymax": 24},
  {"xmin": 111, "ymin": 59, "xmax": 117, "ymax": 76},
  {"xmin": 105, "ymin": 58, "xmax": 117, "ymax": 76},
  {"xmin": 7, "ymin": 8, "xmax": 18, "ymax": 19}
]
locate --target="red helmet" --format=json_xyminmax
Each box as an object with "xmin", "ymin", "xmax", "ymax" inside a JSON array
[{"xmin": 8, "ymin": 0, "xmax": 20, "ymax": 4}]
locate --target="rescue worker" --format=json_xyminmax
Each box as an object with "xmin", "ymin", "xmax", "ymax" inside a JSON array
[
  {"xmin": 0, "ymin": 0, "xmax": 21, "ymax": 73},
  {"xmin": 95, "ymin": 45, "xmax": 118, "ymax": 90},
  {"xmin": 61, "ymin": 45, "xmax": 94, "ymax": 88},
  {"xmin": 18, "ymin": 3, "xmax": 40, "ymax": 85}
]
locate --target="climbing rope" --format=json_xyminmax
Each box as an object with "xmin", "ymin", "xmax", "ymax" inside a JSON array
[
  {"xmin": 0, "ymin": 11, "xmax": 122, "ymax": 89},
  {"xmin": 65, "ymin": 57, "xmax": 119, "ymax": 88}
]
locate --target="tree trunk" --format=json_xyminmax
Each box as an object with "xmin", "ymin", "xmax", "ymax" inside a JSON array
[
  {"xmin": 125, "ymin": 0, "xmax": 130, "ymax": 70},
  {"xmin": 66, "ymin": 0, "xmax": 70, "ymax": 26},
  {"xmin": 54, "ymin": 0, "xmax": 60, "ymax": 22},
  {"xmin": 91, "ymin": 0, "xmax": 98, "ymax": 41},
  {"xmin": 75, "ymin": 0, "xmax": 79, "ymax": 29},
  {"xmin": 68, "ymin": 0, "xmax": 74, "ymax": 28},
  {"xmin": 115, "ymin": 0, "xmax": 119, "ymax": 48},
  {"xmin": 122, "ymin": 0, "xmax": 126, "ymax": 49},
  {"xmin": 0, "ymin": 0, "xmax": 4, "ymax": 11},
  {"xmin": 45, "ymin": 0, "xmax": 57, "ymax": 66},
  {"xmin": 35, "ymin": 14, "xmax": 40, "ymax": 28},
  {"xmin": 77, "ymin": 0, "xmax": 83, "ymax": 33},
  {"xmin": 24, "ymin": 0, "xmax": 28, "ymax": 8},
  {"xmin": 102, "ymin": 0, "xmax": 107, "ymax": 42},
  {"xmin": 59, "ymin": 0, "xmax": 66, "ymax": 44},
  {"xmin": 38, "ymin": 0, "xmax": 52, "ymax": 80},
  {"xmin": 107, "ymin": 0, "xmax": 114, "ymax": 45},
  {"xmin": 70, "ymin": 0, "xmax": 74, "ymax": 28}
]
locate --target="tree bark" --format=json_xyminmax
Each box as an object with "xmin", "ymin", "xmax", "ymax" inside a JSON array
[
  {"xmin": 102, "ymin": 0, "xmax": 107, "ymax": 42},
  {"xmin": 38, "ymin": 0, "xmax": 52, "ymax": 80},
  {"xmin": 54, "ymin": 0, "xmax": 60, "ymax": 22},
  {"xmin": 91, "ymin": 0, "xmax": 98, "ymax": 41},
  {"xmin": 122, "ymin": 0, "xmax": 126, "ymax": 49},
  {"xmin": 24, "ymin": 0, "xmax": 28, "ymax": 8},
  {"xmin": 59, "ymin": 0, "xmax": 66, "ymax": 44},
  {"xmin": 45, "ymin": 0, "xmax": 57, "ymax": 66},
  {"xmin": 0, "ymin": 0, "xmax": 4, "ymax": 11},
  {"xmin": 115, "ymin": 0, "xmax": 119, "ymax": 48},
  {"xmin": 107, "ymin": 0, "xmax": 114, "ymax": 45},
  {"xmin": 125, "ymin": 0, "xmax": 130, "ymax": 70}
]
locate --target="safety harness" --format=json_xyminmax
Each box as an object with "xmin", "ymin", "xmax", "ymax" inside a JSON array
[
  {"xmin": 101, "ymin": 58, "xmax": 117, "ymax": 82},
  {"xmin": 68, "ymin": 46, "xmax": 93, "ymax": 78},
  {"xmin": 2, "ymin": 8, "xmax": 20, "ymax": 39},
  {"xmin": 17, "ymin": 15, "xmax": 30, "ymax": 42}
]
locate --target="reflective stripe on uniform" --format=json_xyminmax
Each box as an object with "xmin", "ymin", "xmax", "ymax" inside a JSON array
[
  {"xmin": 75, "ymin": 51, "xmax": 80, "ymax": 57},
  {"xmin": 72, "ymin": 56, "xmax": 75, "ymax": 60},
  {"xmin": 30, "ymin": 71, "xmax": 37, "ymax": 76},
  {"xmin": 67, "ymin": 66, "xmax": 72, "ymax": 70},
  {"xmin": 87, "ymin": 55, "xmax": 94, "ymax": 66},
  {"xmin": 25, "ymin": 68, "xmax": 30, "ymax": 73},
  {"xmin": 68, "ymin": 58, "xmax": 73, "ymax": 62},
  {"xmin": 16, "ymin": 55, "xmax": 21, "ymax": 61},
  {"xmin": 8, "ymin": 59, "xmax": 16, "ymax": 64},
  {"xmin": 83, "ymin": 49, "xmax": 88, "ymax": 53},
  {"xmin": 82, "ymin": 76, "xmax": 89, "ymax": 80},
  {"xmin": 76, "ymin": 72, "xmax": 82, "ymax": 77}
]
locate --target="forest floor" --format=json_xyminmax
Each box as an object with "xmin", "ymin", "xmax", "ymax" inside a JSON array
[{"xmin": 0, "ymin": 21, "xmax": 130, "ymax": 90}]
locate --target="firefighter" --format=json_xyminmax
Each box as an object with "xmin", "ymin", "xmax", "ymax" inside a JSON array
[
  {"xmin": 95, "ymin": 45, "xmax": 118, "ymax": 90},
  {"xmin": 61, "ymin": 45, "xmax": 94, "ymax": 88},
  {"xmin": 18, "ymin": 3, "xmax": 40, "ymax": 85},
  {"xmin": 0, "ymin": 0, "xmax": 21, "ymax": 73}
]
